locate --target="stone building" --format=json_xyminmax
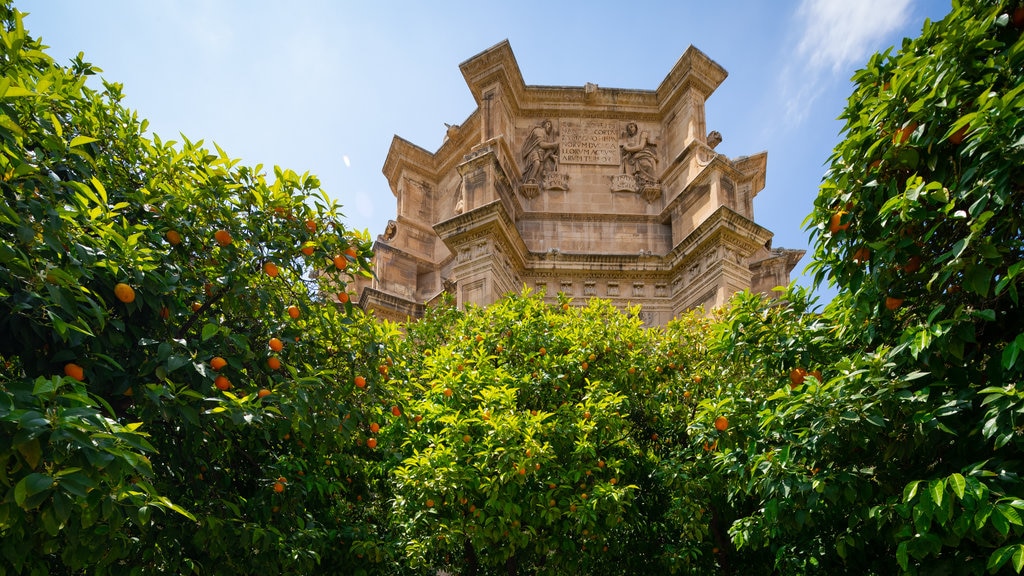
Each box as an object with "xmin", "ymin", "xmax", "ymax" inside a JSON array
[{"xmin": 355, "ymin": 41, "xmax": 803, "ymax": 325}]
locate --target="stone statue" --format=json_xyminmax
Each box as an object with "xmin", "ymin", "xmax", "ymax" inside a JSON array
[
  {"xmin": 521, "ymin": 119, "xmax": 559, "ymax": 184},
  {"xmin": 621, "ymin": 122, "xmax": 658, "ymax": 185}
]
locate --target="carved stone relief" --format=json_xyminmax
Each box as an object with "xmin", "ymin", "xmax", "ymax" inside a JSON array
[
  {"xmin": 607, "ymin": 282, "xmax": 619, "ymax": 297},
  {"xmin": 520, "ymin": 119, "xmax": 560, "ymax": 194},
  {"xmin": 613, "ymin": 122, "xmax": 662, "ymax": 202}
]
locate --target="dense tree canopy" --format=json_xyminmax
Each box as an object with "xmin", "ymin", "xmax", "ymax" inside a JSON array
[{"xmin": 2, "ymin": 0, "xmax": 1024, "ymax": 574}]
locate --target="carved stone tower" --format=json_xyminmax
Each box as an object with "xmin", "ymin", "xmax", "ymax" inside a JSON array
[{"xmin": 355, "ymin": 41, "xmax": 803, "ymax": 324}]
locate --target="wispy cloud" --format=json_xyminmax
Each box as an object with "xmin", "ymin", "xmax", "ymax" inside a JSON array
[
  {"xmin": 796, "ymin": 0, "xmax": 913, "ymax": 73},
  {"xmin": 782, "ymin": 0, "xmax": 913, "ymax": 125}
]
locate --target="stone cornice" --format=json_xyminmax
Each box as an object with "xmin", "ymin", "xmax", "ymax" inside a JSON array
[
  {"xmin": 383, "ymin": 136, "xmax": 438, "ymax": 192},
  {"xmin": 458, "ymin": 40, "xmax": 724, "ymax": 123},
  {"xmin": 359, "ymin": 287, "xmax": 424, "ymax": 322},
  {"xmin": 731, "ymin": 152, "xmax": 768, "ymax": 197},
  {"xmin": 434, "ymin": 200, "xmax": 530, "ymax": 270},
  {"xmin": 655, "ymin": 45, "xmax": 728, "ymax": 112},
  {"xmin": 666, "ymin": 205, "xmax": 773, "ymax": 269}
]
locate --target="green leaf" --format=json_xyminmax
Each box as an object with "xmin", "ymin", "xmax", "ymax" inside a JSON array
[
  {"xmin": 904, "ymin": 480, "xmax": 921, "ymax": 503},
  {"xmin": 201, "ymin": 323, "xmax": 219, "ymax": 341},
  {"xmin": 14, "ymin": 473, "xmax": 54, "ymax": 508},
  {"xmin": 948, "ymin": 473, "xmax": 965, "ymax": 500},
  {"xmin": 69, "ymin": 135, "xmax": 98, "ymax": 147}
]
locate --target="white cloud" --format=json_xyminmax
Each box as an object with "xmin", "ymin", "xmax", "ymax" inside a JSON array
[
  {"xmin": 778, "ymin": 0, "xmax": 913, "ymax": 126},
  {"xmin": 796, "ymin": 0, "xmax": 913, "ymax": 74},
  {"xmin": 343, "ymin": 155, "xmax": 351, "ymax": 168}
]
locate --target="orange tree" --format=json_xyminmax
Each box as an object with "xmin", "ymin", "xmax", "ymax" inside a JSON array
[
  {"xmin": 374, "ymin": 291, "xmax": 721, "ymax": 575},
  {"xmin": 0, "ymin": 5, "xmax": 385, "ymax": 574},
  {"xmin": 690, "ymin": 1, "xmax": 1024, "ymax": 574}
]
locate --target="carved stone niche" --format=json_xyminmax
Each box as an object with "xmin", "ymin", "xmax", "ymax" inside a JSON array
[{"xmin": 543, "ymin": 171, "xmax": 569, "ymax": 191}]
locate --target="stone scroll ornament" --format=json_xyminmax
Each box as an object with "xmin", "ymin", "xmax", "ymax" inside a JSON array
[{"xmin": 520, "ymin": 119, "xmax": 560, "ymax": 197}]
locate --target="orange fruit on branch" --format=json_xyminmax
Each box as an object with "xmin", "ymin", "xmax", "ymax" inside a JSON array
[
  {"xmin": 64, "ymin": 363, "xmax": 84, "ymax": 381},
  {"xmin": 114, "ymin": 283, "xmax": 135, "ymax": 303},
  {"xmin": 258, "ymin": 388, "xmax": 272, "ymax": 398},
  {"xmin": 354, "ymin": 375, "xmax": 366, "ymax": 388},
  {"xmin": 369, "ymin": 422, "xmax": 380, "ymax": 434},
  {"xmin": 714, "ymin": 415, "xmax": 729, "ymax": 431},
  {"xmin": 300, "ymin": 243, "xmax": 315, "ymax": 256},
  {"xmin": 267, "ymin": 356, "xmax": 281, "ymax": 370},
  {"xmin": 263, "ymin": 262, "xmax": 280, "ymax": 277},
  {"xmin": 214, "ymin": 229, "xmax": 232, "ymax": 247},
  {"xmin": 210, "ymin": 357, "xmax": 227, "ymax": 371},
  {"xmin": 337, "ymin": 292, "xmax": 349, "ymax": 304},
  {"xmin": 367, "ymin": 437, "xmax": 378, "ymax": 449},
  {"xmin": 287, "ymin": 305, "xmax": 300, "ymax": 319},
  {"xmin": 885, "ymin": 296, "xmax": 904, "ymax": 310},
  {"xmin": 789, "ymin": 367, "xmax": 807, "ymax": 388},
  {"xmin": 269, "ymin": 337, "xmax": 284, "ymax": 352},
  {"xmin": 214, "ymin": 375, "xmax": 231, "ymax": 391},
  {"xmin": 829, "ymin": 211, "xmax": 850, "ymax": 234},
  {"xmin": 305, "ymin": 219, "xmax": 317, "ymax": 234},
  {"xmin": 166, "ymin": 230, "xmax": 182, "ymax": 245},
  {"xmin": 273, "ymin": 482, "xmax": 285, "ymax": 493},
  {"xmin": 345, "ymin": 246, "xmax": 357, "ymax": 258},
  {"xmin": 333, "ymin": 255, "xmax": 346, "ymax": 269}
]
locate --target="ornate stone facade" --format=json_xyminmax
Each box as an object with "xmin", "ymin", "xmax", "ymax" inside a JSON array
[{"xmin": 356, "ymin": 41, "xmax": 803, "ymax": 325}]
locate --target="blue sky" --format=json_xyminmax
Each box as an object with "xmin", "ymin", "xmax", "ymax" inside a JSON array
[{"xmin": 20, "ymin": 0, "xmax": 952, "ymax": 297}]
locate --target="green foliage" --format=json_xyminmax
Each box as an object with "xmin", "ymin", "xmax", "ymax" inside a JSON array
[{"xmin": 0, "ymin": 4, "xmax": 381, "ymax": 573}]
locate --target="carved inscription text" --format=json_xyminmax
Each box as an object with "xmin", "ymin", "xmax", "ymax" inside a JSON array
[{"xmin": 559, "ymin": 119, "xmax": 619, "ymax": 165}]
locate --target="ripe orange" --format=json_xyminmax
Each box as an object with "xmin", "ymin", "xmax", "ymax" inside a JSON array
[
  {"xmin": 269, "ymin": 337, "xmax": 284, "ymax": 352},
  {"xmin": 463, "ymin": 434, "xmax": 471, "ymax": 443},
  {"xmin": 333, "ymin": 255, "xmax": 346, "ymax": 269},
  {"xmin": 885, "ymin": 296, "xmax": 904, "ymax": 311},
  {"xmin": 267, "ymin": 356, "xmax": 281, "ymax": 370},
  {"xmin": 948, "ymin": 124, "xmax": 970, "ymax": 145},
  {"xmin": 829, "ymin": 211, "xmax": 849, "ymax": 234},
  {"xmin": 287, "ymin": 305, "xmax": 300, "ymax": 319},
  {"xmin": 300, "ymin": 243, "xmax": 315, "ymax": 256},
  {"xmin": 583, "ymin": 411, "xmax": 591, "ymax": 420},
  {"xmin": 627, "ymin": 366, "xmax": 636, "ymax": 375},
  {"xmin": 597, "ymin": 460, "xmax": 605, "ymax": 468},
  {"xmin": 345, "ymin": 246, "xmax": 357, "ymax": 258},
  {"xmin": 789, "ymin": 367, "xmax": 807, "ymax": 388},
  {"xmin": 391, "ymin": 405, "xmax": 402, "ymax": 417},
  {"xmin": 337, "ymin": 292, "xmax": 349, "ymax": 304},
  {"xmin": 273, "ymin": 482, "xmax": 285, "ymax": 493},
  {"xmin": 894, "ymin": 121, "xmax": 918, "ymax": 145},
  {"xmin": 64, "ymin": 363, "xmax": 84, "ymax": 381},
  {"xmin": 692, "ymin": 375, "xmax": 702, "ymax": 384},
  {"xmin": 714, "ymin": 415, "xmax": 729, "ymax": 432},
  {"xmin": 367, "ymin": 437, "xmax": 378, "ymax": 449},
  {"xmin": 159, "ymin": 306, "xmax": 170, "ymax": 319},
  {"xmin": 425, "ymin": 498, "xmax": 434, "ymax": 508},
  {"xmin": 610, "ymin": 477, "xmax": 617, "ymax": 485},
  {"xmin": 355, "ymin": 375, "xmax": 366, "ymax": 388},
  {"xmin": 903, "ymin": 255, "xmax": 922, "ymax": 274},
  {"xmin": 214, "ymin": 375, "xmax": 231, "ymax": 391},
  {"xmin": 413, "ymin": 414, "xmax": 423, "ymax": 423},
  {"xmin": 263, "ymin": 262, "xmax": 280, "ymax": 277},
  {"xmin": 166, "ymin": 230, "xmax": 182, "ymax": 245},
  {"xmin": 214, "ymin": 229, "xmax": 232, "ymax": 246},
  {"xmin": 562, "ymin": 303, "xmax": 569, "ymax": 311},
  {"xmin": 539, "ymin": 347, "xmax": 547, "ymax": 356},
  {"xmin": 443, "ymin": 387, "xmax": 453, "ymax": 397},
  {"xmin": 210, "ymin": 356, "xmax": 228, "ymax": 371},
  {"xmin": 258, "ymin": 388, "xmax": 272, "ymax": 398},
  {"xmin": 852, "ymin": 246, "xmax": 871, "ymax": 264},
  {"xmin": 370, "ymin": 422, "xmax": 380, "ymax": 434},
  {"xmin": 682, "ymin": 390, "xmax": 692, "ymax": 399},
  {"xmin": 305, "ymin": 219, "xmax": 317, "ymax": 234},
  {"xmin": 114, "ymin": 283, "xmax": 135, "ymax": 303}
]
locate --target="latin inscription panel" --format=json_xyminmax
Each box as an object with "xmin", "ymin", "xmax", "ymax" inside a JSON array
[{"xmin": 559, "ymin": 119, "xmax": 619, "ymax": 165}]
